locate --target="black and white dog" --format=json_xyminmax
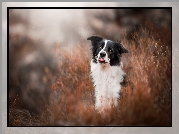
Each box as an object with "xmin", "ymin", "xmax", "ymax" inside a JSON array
[{"xmin": 87, "ymin": 36, "xmax": 128, "ymax": 112}]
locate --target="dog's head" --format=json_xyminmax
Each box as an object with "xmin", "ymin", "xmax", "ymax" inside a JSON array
[{"xmin": 87, "ymin": 36, "xmax": 128, "ymax": 66}]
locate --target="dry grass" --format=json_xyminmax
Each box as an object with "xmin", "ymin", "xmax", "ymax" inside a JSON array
[{"xmin": 9, "ymin": 26, "xmax": 171, "ymax": 126}]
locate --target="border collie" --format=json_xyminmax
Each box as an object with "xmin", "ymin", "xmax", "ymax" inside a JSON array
[{"xmin": 87, "ymin": 36, "xmax": 128, "ymax": 112}]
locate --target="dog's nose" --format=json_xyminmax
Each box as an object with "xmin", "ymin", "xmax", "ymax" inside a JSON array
[{"xmin": 100, "ymin": 52, "xmax": 106, "ymax": 57}]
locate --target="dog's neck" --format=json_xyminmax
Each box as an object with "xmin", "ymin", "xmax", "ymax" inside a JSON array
[{"xmin": 90, "ymin": 60, "xmax": 125, "ymax": 112}]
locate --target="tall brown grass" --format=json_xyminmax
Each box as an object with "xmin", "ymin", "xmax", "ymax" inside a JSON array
[{"xmin": 9, "ymin": 26, "xmax": 171, "ymax": 126}]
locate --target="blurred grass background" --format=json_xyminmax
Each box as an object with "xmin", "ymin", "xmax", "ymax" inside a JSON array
[{"xmin": 8, "ymin": 8, "xmax": 171, "ymax": 126}]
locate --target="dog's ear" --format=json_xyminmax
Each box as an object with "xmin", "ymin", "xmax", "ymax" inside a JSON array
[
  {"xmin": 116, "ymin": 42, "xmax": 128, "ymax": 54},
  {"xmin": 87, "ymin": 36, "xmax": 103, "ymax": 46}
]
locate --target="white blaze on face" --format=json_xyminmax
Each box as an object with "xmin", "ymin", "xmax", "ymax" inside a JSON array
[
  {"xmin": 103, "ymin": 40, "xmax": 109, "ymax": 50},
  {"xmin": 97, "ymin": 39, "xmax": 111, "ymax": 63}
]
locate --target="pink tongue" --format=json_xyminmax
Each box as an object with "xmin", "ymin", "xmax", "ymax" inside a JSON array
[{"xmin": 99, "ymin": 57, "xmax": 105, "ymax": 62}]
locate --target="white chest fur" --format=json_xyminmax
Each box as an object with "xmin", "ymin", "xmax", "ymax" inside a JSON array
[{"xmin": 90, "ymin": 60, "xmax": 126, "ymax": 112}]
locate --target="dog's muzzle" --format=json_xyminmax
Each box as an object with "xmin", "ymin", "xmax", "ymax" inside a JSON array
[
  {"xmin": 97, "ymin": 51, "xmax": 110, "ymax": 64},
  {"xmin": 100, "ymin": 52, "xmax": 106, "ymax": 58}
]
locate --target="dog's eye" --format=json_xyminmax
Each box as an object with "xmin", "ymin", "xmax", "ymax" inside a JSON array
[
  {"xmin": 109, "ymin": 48, "xmax": 113, "ymax": 53},
  {"xmin": 99, "ymin": 47, "xmax": 102, "ymax": 50}
]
